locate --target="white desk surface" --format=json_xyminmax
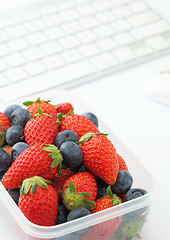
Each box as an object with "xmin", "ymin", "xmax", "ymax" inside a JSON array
[{"xmin": 0, "ymin": 0, "xmax": 170, "ymax": 239}]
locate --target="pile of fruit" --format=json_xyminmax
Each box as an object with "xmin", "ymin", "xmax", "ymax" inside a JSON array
[{"xmin": 0, "ymin": 98, "xmax": 148, "ymax": 240}]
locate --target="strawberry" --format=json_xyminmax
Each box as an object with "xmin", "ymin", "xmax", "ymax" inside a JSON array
[
  {"xmin": 91, "ymin": 186, "xmax": 122, "ymax": 214},
  {"xmin": 24, "ymin": 109, "xmax": 58, "ymax": 146},
  {"xmin": 23, "ymin": 97, "xmax": 58, "ymax": 120},
  {"xmin": 51, "ymin": 169, "xmax": 74, "ymax": 194},
  {"xmin": 79, "ymin": 133, "xmax": 119, "ymax": 185},
  {"xmin": 0, "ymin": 112, "xmax": 11, "ymax": 131},
  {"xmin": 81, "ymin": 187, "xmax": 122, "ymax": 240},
  {"xmin": 2, "ymin": 144, "xmax": 63, "ymax": 189},
  {"xmin": 0, "ymin": 112, "xmax": 11, "ymax": 146},
  {"xmin": 58, "ymin": 114, "xmax": 99, "ymax": 138},
  {"xmin": 2, "ymin": 145, "xmax": 12, "ymax": 155},
  {"xmin": 58, "ymin": 171, "xmax": 97, "ymax": 211},
  {"xmin": 117, "ymin": 154, "xmax": 128, "ymax": 171},
  {"xmin": 55, "ymin": 102, "xmax": 74, "ymax": 115},
  {"xmin": 19, "ymin": 176, "xmax": 58, "ymax": 226}
]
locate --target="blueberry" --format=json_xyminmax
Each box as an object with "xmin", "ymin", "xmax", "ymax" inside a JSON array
[
  {"xmin": 111, "ymin": 170, "xmax": 133, "ymax": 195},
  {"xmin": 10, "ymin": 108, "xmax": 31, "ymax": 128},
  {"xmin": 0, "ymin": 147, "xmax": 12, "ymax": 171},
  {"xmin": 7, "ymin": 188, "xmax": 20, "ymax": 205},
  {"xmin": 124, "ymin": 188, "xmax": 147, "ymax": 202},
  {"xmin": 3, "ymin": 104, "xmax": 21, "ymax": 121},
  {"xmin": 11, "ymin": 142, "xmax": 29, "ymax": 161},
  {"xmin": 82, "ymin": 112, "xmax": 99, "ymax": 127},
  {"xmin": 96, "ymin": 177, "xmax": 109, "ymax": 199},
  {"xmin": 67, "ymin": 207, "xmax": 91, "ymax": 222},
  {"xmin": 6, "ymin": 126, "xmax": 24, "ymax": 146},
  {"xmin": 60, "ymin": 141, "xmax": 82, "ymax": 168},
  {"xmin": 0, "ymin": 171, "xmax": 6, "ymax": 181},
  {"xmin": 77, "ymin": 164, "xmax": 88, "ymax": 173},
  {"xmin": 55, "ymin": 130, "xmax": 79, "ymax": 149},
  {"xmin": 56, "ymin": 204, "xmax": 69, "ymax": 225}
]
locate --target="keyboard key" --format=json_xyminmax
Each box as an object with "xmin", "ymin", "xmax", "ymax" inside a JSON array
[
  {"xmin": 3, "ymin": 54, "xmax": 26, "ymax": 68},
  {"xmin": 76, "ymin": 30, "xmax": 97, "ymax": 43},
  {"xmin": 26, "ymin": 33, "xmax": 47, "ymax": 46},
  {"xmin": 128, "ymin": 1, "xmax": 148, "ymax": 13},
  {"xmin": 0, "ymin": 30, "xmax": 9, "ymax": 43},
  {"xmin": 62, "ymin": 22, "xmax": 82, "ymax": 34},
  {"xmin": 41, "ymin": 42, "xmax": 62, "ymax": 55},
  {"xmin": 59, "ymin": 9, "xmax": 80, "ymax": 22},
  {"xmin": 94, "ymin": 25, "xmax": 113, "ymax": 38},
  {"xmin": 5, "ymin": 68, "xmax": 27, "ymax": 82},
  {"xmin": 133, "ymin": 45, "xmax": 153, "ymax": 57},
  {"xmin": 59, "ymin": 36, "xmax": 80, "ymax": 49},
  {"xmin": 24, "ymin": 20, "xmax": 45, "ymax": 32},
  {"xmin": 79, "ymin": 16, "xmax": 98, "ymax": 29},
  {"xmin": 61, "ymin": 49, "xmax": 83, "ymax": 63},
  {"xmin": 42, "ymin": 15, "xmax": 62, "ymax": 27},
  {"xmin": 23, "ymin": 47, "xmax": 44, "ymax": 61},
  {"xmin": 43, "ymin": 56, "xmax": 64, "ymax": 70},
  {"xmin": 96, "ymin": 38, "xmax": 117, "ymax": 51},
  {"xmin": 8, "ymin": 38, "xmax": 29, "ymax": 51},
  {"xmin": 0, "ymin": 75, "xmax": 8, "ymax": 87},
  {"xmin": 0, "ymin": 44, "xmax": 10, "ymax": 57},
  {"xmin": 44, "ymin": 27, "xmax": 64, "ymax": 40},
  {"xmin": 112, "ymin": 6, "xmax": 131, "ymax": 18},
  {"xmin": 111, "ymin": 19, "xmax": 130, "ymax": 33},
  {"xmin": 95, "ymin": 11, "xmax": 115, "ymax": 23},
  {"xmin": 114, "ymin": 32, "xmax": 134, "ymax": 45},
  {"xmin": 146, "ymin": 36, "xmax": 169, "ymax": 50},
  {"xmin": 130, "ymin": 20, "xmax": 170, "ymax": 40},
  {"xmin": 79, "ymin": 43, "xmax": 100, "ymax": 57},
  {"xmin": 90, "ymin": 53, "xmax": 118, "ymax": 69},
  {"xmin": 23, "ymin": 10, "xmax": 40, "ymax": 21},
  {"xmin": 24, "ymin": 61, "xmax": 46, "ymax": 76},
  {"xmin": 112, "ymin": 47, "xmax": 136, "ymax": 62},
  {"xmin": 0, "ymin": 60, "xmax": 7, "ymax": 72},
  {"xmin": 92, "ymin": 0, "xmax": 111, "ymax": 11},
  {"xmin": 6, "ymin": 25, "xmax": 28, "ymax": 38},
  {"xmin": 127, "ymin": 10, "xmax": 159, "ymax": 27},
  {"xmin": 4, "ymin": 16, "xmax": 22, "ymax": 26},
  {"xmin": 76, "ymin": 4, "xmax": 96, "ymax": 16},
  {"xmin": 40, "ymin": 5, "xmax": 58, "ymax": 15}
]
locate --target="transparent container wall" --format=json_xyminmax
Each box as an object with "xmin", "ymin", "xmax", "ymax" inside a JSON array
[{"xmin": 0, "ymin": 90, "xmax": 156, "ymax": 240}]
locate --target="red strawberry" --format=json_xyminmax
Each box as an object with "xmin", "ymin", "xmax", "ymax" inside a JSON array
[
  {"xmin": 0, "ymin": 112, "xmax": 11, "ymax": 131},
  {"xmin": 55, "ymin": 102, "xmax": 74, "ymax": 115},
  {"xmin": 24, "ymin": 110, "xmax": 58, "ymax": 146},
  {"xmin": 91, "ymin": 186, "xmax": 122, "ymax": 214},
  {"xmin": 81, "ymin": 187, "xmax": 122, "ymax": 240},
  {"xmin": 79, "ymin": 133, "xmax": 119, "ymax": 185},
  {"xmin": 2, "ymin": 144, "xmax": 63, "ymax": 189},
  {"xmin": 51, "ymin": 169, "xmax": 74, "ymax": 194},
  {"xmin": 23, "ymin": 97, "xmax": 58, "ymax": 120},
  {"xmin": 19, "ymin": 176, "xmax": 58, "ymax": 226},
  {"xmin": 117, "ymin": 154, "xmax": 128, "ymax": 171},
  {"xmin": 2, "ymin": 145, "xmax": 12, "ymax": 155},
  {"xmin": 59, "ymin": 114, "xmax": 99, "ymax": 138},
  {"xmin": 58, "ymin": 171, "xmax": 97, "ymax": 211}
]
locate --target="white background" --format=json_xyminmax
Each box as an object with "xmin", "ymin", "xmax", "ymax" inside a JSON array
[{"xmin": 0, "ymin": 0, "xmax": 170, "ymax": 239}]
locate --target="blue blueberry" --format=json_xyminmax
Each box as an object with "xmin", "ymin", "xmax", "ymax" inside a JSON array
[
  {"xmin": 10, "ymin": 108, "xmax": 31, "ymax": 128},
  {"xmin": 124, "ymin": 188, "xmax": 147, "ymax": 202},
  {"xmin": 111, "ymin": 170, "xmax": 133, "ymax": 195},
  {"xmin": 60, "ymin": 141, "xmax": 82, "ymax": 168},
  {"xmin": 96, "ymin": 177, "xmax": 109, "ymax": 199},
  {"xmin": 56, "ymin": 204, "xmax": 69, "ymax": 225},
  {"xmin": 6, "ymin": 126, "xmax": 24, "ymax": 146},
  {"xmin": 55, "ymin": 130, "xmax": 79, "ymax": 149},
  {"xmin": 77, "ymin": 164, "xmax": 88, "ymax": 173},
  {"xmin": 0, "ymin": 171, "xmax": 6, "ymax": 181},
  {"xmin": 3, "ymin": 104, "xmax": 21, "ymax": 121},
  {"xmin": 11, "ymin": 142, "xmax": 29, "ymax": 161},
  {"xmin": 82, "ymin": 112, "xmax": 99, "ymax": 127},
  {"xmin": 7, "ymin": 188, "xmax": 20, "ymax": 205},
  {"xmin": 67, "ymin": 207, "xmax": 91, "ymax": 222},
  {"xmin": 0, "ymin": 147, "xmax": 12, "ymax": 171}
]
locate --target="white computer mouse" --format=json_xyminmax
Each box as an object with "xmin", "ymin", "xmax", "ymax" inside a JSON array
[{"xmin": 145, "ymin": 64, "xmax": 170, "ymax": 105}]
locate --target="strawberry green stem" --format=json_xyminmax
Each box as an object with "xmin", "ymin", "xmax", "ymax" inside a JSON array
[
  {"xmin": 77, "ymin": 132, "xmax": 108, "ymax": 145},
  {"xmin": 56, "ymin": 108, "xmax": 74, "ymax": 127},
  {"xmin": 20, "ymin": 176, "xmax": 51, "ymax": 195},
  {"xmin": 41, "ymin": 144, "xmax": 63, "ymax": 169},
  {"xmin": 23, "ymin": 97, "xmax": 51, "ymax": 107},
  {"xmin": 57, "ymin": 181, "xmax": 95, "ymax": 211},
  {"xmin": 0, "ymin": 130, "xmax": 6, "ymax": 147}
]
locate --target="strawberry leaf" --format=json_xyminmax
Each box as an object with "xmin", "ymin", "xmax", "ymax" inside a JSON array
[
  {"xmin": 31, "ymin": 182, "xmax": 37, "ymax": 194},
  {"xmin": 68, "ymin": 181, "xmax": 76, "ymax": 194},
  {"xmin": 106, "ymin": 186, "xmax": 114, "ymax": 198},
  {"xmin": 81, "ymin": 199, "xmax": 96, "ymax": 209},
  {"xmin": 23, "ymin": 101, "xmax": 34, "ymax": 107},
  {"xmin": 76, "ymin": 192, "xmax": 91, "ymax": 199}
]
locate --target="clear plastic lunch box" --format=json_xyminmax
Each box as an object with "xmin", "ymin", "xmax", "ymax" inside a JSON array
[{"xmin": 0, "ymin": 90, "xmax": 157, "ymax": 240}]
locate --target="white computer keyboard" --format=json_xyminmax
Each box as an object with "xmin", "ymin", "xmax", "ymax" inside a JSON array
[{"xmin": 0, "ymin": 0, "xmax": 170, "ymax": 102}]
